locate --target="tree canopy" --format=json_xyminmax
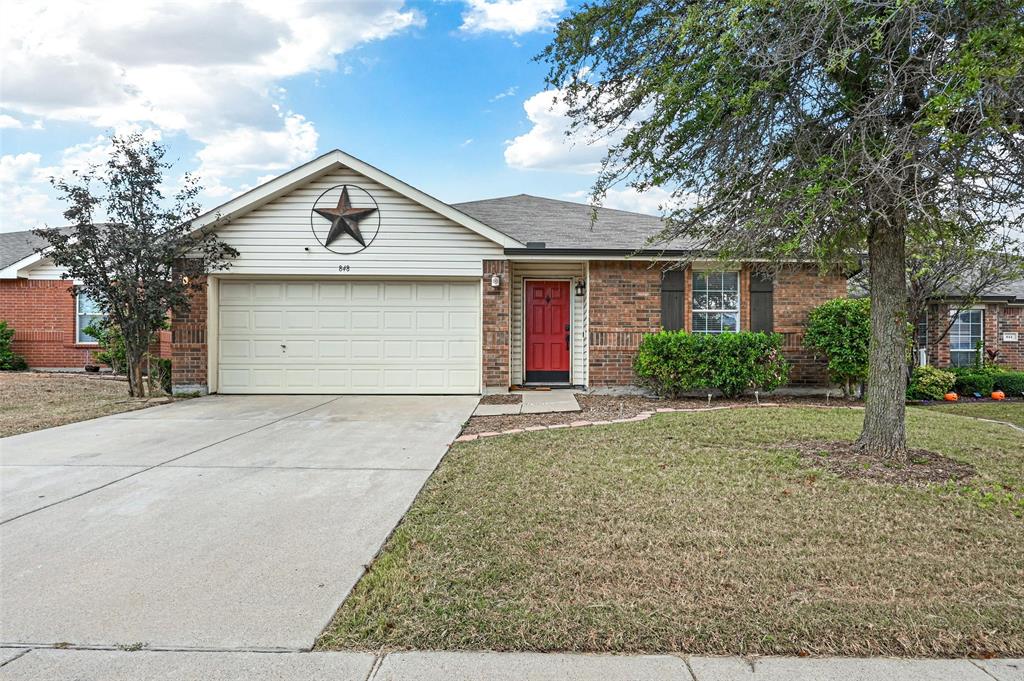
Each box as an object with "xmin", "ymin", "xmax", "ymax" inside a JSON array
[{"xmin": 543, "ymin": 0, "xmax": 1024, "ymax": 459}]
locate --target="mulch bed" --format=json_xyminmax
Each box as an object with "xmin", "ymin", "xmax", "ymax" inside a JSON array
[
  {"xmin": 461, "ymin": 394, "xmax": 857, "ymax": 436},
  {"xmin": 479, "ymin": 393, "xmax": 523, "ymax": 405},
  {"xmin": 792, "ymin": 441, "xmax": 976, "ymax": 485}
]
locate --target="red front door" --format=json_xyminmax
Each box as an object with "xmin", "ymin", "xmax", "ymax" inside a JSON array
[{"xmin": 525, "ymin": 280, "xmax": 571, "ymax": 383}]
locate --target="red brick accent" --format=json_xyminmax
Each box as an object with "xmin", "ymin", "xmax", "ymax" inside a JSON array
[
  {"xmin": 772, "ymin": 265, "xmax": 848, "ymax": 386},
  {"xmin": 0, "ymin": 279, "xmax": 96, "ymax": 367},
  {"xmin": 171, "ymin": 277, "xmax": 208, "ymax": 391},
  {"xmin": 588, "ymin": 261, "xmax": 662, "ymax": 386},
  {"xmin": 482, "ymin": 260, "xmax": 510, "ymax": 387}
]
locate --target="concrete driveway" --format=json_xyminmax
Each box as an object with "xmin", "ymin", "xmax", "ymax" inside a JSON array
[{"xmin": 0, "ymin": 395, "xmax": 477, "ymax": 651}]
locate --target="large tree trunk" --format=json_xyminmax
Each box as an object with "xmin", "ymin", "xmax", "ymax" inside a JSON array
[{"xmin": 856, "ymin": 222, "xmax": 909, "ymax": 462}]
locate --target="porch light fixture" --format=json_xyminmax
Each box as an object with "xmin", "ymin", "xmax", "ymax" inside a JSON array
[
  {"xmin": 491, "ymin": 274, "xmax": 501, "ymax": 288},
  {"xmin": 574, "ymin": 280, "xmax": 586, "ymax": 297}
]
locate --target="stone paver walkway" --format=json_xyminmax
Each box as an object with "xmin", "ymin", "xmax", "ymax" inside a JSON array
[{"xmin": 1, "ymin": 650, "xmax": 1020, "ymax": 681}]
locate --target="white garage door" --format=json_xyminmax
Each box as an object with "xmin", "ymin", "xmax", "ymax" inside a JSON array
[{"xmin": 216, "ymin": 279, "xmax": 480, "ymax": 394}]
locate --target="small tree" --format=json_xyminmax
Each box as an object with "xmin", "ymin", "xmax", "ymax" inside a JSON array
[
  {"xmin": 37, "ymin": 133, "xmax": 236, "ymax": 397},
  {"xmin": 803, "ymin": 298, "xmax": 871, "ymax": 399}
]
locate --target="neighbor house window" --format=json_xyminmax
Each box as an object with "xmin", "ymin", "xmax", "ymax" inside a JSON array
[
  {"xmin": 949, "ymin": 309, "xmax": 983, "ymax": 368},
  {"xmin": 77, "ymin": 293, "xmax": 105, "ymax": 343},
  {"xmin": 691, "ymin": 271, "xmax": 740, "ymax": 333}
]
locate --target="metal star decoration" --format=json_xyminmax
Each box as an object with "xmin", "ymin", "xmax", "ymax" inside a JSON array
[{"xmin": 314, "ymin": 186, "xmax": 378, "ymax": 247}]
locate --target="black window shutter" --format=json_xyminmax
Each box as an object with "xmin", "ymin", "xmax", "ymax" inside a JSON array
[
  {"xmin": 661, "ymin": 270, "xmax": 685, "ymax": 331},
  {"xmin": 749, "ymin": 273, "xmax": 774, "ymax": 333}
]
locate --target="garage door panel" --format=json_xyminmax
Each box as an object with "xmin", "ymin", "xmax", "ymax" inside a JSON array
[
  {"xmin": 253, "ymin": 283, "xmax": 283, "ymax": 301},
  {"xmin": 351, "ymin": 282, "xmax": 381, "ymax": 301},
  {"xmin": 220, "ymin": 310, "xmax": 250, "ymax": 331},
  {"xmin": 416, "ymin": 311, "xmax": 445, "ymax": 329},
  {"xmin": 449, "ymin": 311, "xmax": 476, "ymax": 330},
  {"xmin": 318, "ymin": 340, "xmax": 349, "ymax": 359},
  {"xmin": 417, "ymin": 341, "xmax": 445, "ymax": 360},
  {"xmin": 218, "ymin": 280, "xmax": 480, "ymax": 394},
  {"xmin": 318, "ymin": 283, "xmax": 349, "ymax": 302},
  {"xmin": 285, "ymin": 282, "xmax": 315, "ymax": 301},
  {"xmin": 285, "ymin": 310, "xmax": 315, "ymax": 329},
  {"xmin": 319, "ymin": 310, "xmax": 349, "ymax": 329},
  {"xmin": 351, "ymin": 311, "xmax": 380, "ymax": 329},
  {"xmin": 253, "ymin": 310, "xmax": 283, "ymax": 330},
  {"xmin": 383, "ymin": 311, "xmax": 413, "ymax": 329}
]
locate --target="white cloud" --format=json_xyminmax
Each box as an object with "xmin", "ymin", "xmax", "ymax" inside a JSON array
[
  {"xmin": 564, "ymin": 187, "xmax": 680, "ymax": 216},
  {"xmin": 196, "ymin": 113, "xmax": 319, "ymax": 197},
  {"xmin": 460, "ymin": 0, "xmax": 565, "ymax": 35},
  {"xmin": 504, "ymin": 87, "xmax": 619, "ymax": 173},
  {"xmin": 460, "ymin": 138, "xmax": 474, "ymax": 147},
  {"xmin": 0, "ymin": 153, "xmax": 58, "ymax": 231},
  {"xmin": 490, "ymin": 86, "xmax": 518, "ymax": 102},
  {"xmin": 0, "ymin": 1, "xmax": 422, "ymax": 230}
]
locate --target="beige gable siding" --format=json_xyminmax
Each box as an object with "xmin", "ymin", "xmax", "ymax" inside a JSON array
[
  {"xmin": 26, "ymin": 258, "xmax": 69, "ymax": 280},
  {"xmin": 212, "ymin": 166, "xmax": 503, "ymax": 277},
  {"xmin": 510, "ymin": 261, "xmax": 588, "ymax": 386}
]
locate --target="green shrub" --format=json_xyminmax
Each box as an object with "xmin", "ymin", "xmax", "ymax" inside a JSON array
[
  {"xmin": 83, "ymin": 321, "xmax": 127, "ymax": 373},
  {"xmin": 991, "ymin": 370, "xmax": 1024, "ymax": 396},
  {"xmin": 951, "ymin": 368, "xmax": 996, "ymax": 396},
  {"xmin": 0, "ymin": 320, "xmax": 28, "ymax": 371},
  {"xmin": 906, "ymin": 365, "xmax": 955, "ymax": 401},
  {"xmin": 634, "ymin": 330, "xmax": 789, "ymax": 398},
  {"xmin": 803, "ymin": 298, "xmax": 870, "ymax": 397}
]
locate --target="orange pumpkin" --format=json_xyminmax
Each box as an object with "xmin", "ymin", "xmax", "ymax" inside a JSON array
[
  {"xmin": 944, "ymin": 392, "xmax": 959, "ymax": 401},
  {"xmin": 992, "ymin": 391, "xmax": 1006, "ymax": 401}
]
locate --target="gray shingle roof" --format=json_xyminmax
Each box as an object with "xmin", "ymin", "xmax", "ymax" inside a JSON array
[
  {"xmin": 0, "ymin": 229, "xmax": 58, "ymax": 269},
  {"xmin": 452, "ymin": 194, "xmax": 698, "ymax": 252},
  {"xmin": 971, "ymin": 278, "xmax": 1024, "ymax": 302}
]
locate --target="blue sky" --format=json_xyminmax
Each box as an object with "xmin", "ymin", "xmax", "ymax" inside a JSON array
[{"xmin": 0, "ymin": 1, "xmax": 668, "ymax": 233}]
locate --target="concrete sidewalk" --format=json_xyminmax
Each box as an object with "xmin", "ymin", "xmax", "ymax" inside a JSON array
[{"xmin": 1, "ymin": 649, "xmax": 1020, "ymax": 680}]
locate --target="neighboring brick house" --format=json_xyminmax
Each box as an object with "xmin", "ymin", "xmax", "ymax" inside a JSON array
[
  {"xmin": 3, "ymin": 149, "xmax": 847, "ymax": 391},
  {"xmin": 916, "ymin": 280, "xmax": 1024, "ymax": 371},
  {"xmin": 0, "ymin": 229, "xmax": 171, "ymax": 369}
]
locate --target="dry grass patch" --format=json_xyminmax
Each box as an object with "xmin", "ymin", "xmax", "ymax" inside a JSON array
[
  {"xmin": 319, "ymin": 407, "xmax": 1024, "ymax": 657},
  {"xmin": 0, "ymin": 372, "xmax": 162, "ymax": 437}
]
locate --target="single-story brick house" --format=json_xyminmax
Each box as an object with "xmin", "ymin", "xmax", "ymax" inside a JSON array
[
  {"xmin": 916, "ymin": 281, "xmax": 1024, "ymax": 370},
  {"xmin": 4, "ymin": 149, "xmax": 852, "ymax": 393},
  {"xmin": 0, "ymin": 229, "xmax": 171, "ymax": 367}
]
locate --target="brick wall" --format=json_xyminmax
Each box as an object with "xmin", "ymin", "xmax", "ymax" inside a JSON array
[
  {"xmin": 588, "ymin": 261, "xmax": 662, "ymax": 386},
  {"xmin": 995, "ymin": 305, "xmax": 1024, "ymax": 369},
  {"xmin": 171, "ymin": 277, "xmax": 208, "ymax": 393},
  {"xmin": 773, "ymin": 265, "xmax": 848, "ymax": 386},
  {"xmin": 0, "ymin": 279, "xmax": 95, "ymax": 367},
  {"xmin": 586, "ymin": 261, "xmax": 843, "ymax": 389},
  {"xmin": 482, "ymin": 260, "xmax": 510, "ymax": 388},
  {"xmin": 925, "ymin": 302, "xmax": 1024, "ymax": 371}
]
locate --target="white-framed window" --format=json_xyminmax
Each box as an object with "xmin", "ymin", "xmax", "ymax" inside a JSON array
[
  {"xmin": 691, "ymin": 271, "xmax": 740, "ymax": 333},
  {"xmin": 949, "ymin": 308, "xmax": 983, "ymax": 368},
  {"xmin": 76, "ymin": 292, "xmax": 105, "ymax": 344}
]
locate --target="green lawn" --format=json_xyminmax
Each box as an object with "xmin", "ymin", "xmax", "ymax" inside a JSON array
[
  {"xmin": 914, "ymin": 401, "xmax": 1024, "ymax": 428},
  {"xmin": 318, "ymin": 407, "xmax": 1024, "ymax": 657}
]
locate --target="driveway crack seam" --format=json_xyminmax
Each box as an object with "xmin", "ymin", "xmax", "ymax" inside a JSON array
[
  {"xmin": 0, "ymin": 397, "xmax": 343, "ymax": 526},
  {"xmin": 969, "ymin": 659, "xmax": 1002, "ymax": 680},
  {"xmin": 0, "ymin": 648, "xmax": 32, "ymax": 668}
]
